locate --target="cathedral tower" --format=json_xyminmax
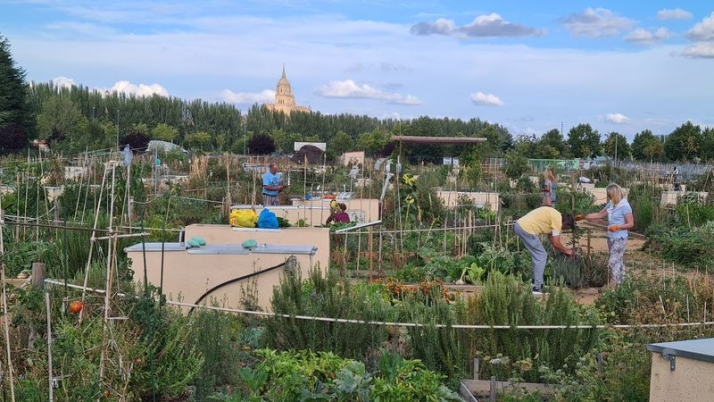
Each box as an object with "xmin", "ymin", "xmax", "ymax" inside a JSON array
[{"xmin": 265, "ymin": 65, "xmax": 310, "ymax": 114}]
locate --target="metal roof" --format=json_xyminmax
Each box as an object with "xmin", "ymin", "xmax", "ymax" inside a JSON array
[{"xmin": 390, "ymin": 135, "xmax": 487, "ymax": 144}]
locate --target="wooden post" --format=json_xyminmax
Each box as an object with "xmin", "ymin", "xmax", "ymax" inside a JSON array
[
  {"xmin": 32, "ymin": 263, "xmax": 46, "ymax": 288},
  {"xmin": 45, "ymin": 292, "xmax": 53, "ymax": 402},
  {"xmin": 126, "ymin": 161, "xmax": 132, "ymax": 226},
  {"xmin": 53, "ymin": 199, "xmax": 60, "ymax": 223},
  {"xmin": 490, "ymin": 376, "xmax": 497, "ymax": 401},
  {"xmin": 368, "ymin": 225, "xmax": 373, "ymax": 280}
]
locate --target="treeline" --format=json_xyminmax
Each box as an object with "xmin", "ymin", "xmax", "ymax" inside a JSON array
[
  {"xmin": 513, "ymin": 122, "xmax": 714, "ymax": 163},
  {"xmin": 14, "ymin": 81, "xmax": 511, "ymax": 162},
  {"xmin": 2, "ymin": 33, "xmax": 712, "ymax": 162},
  {"xmin": 7, "ymin": 80, "xmax": 714, "ymax": 164}
]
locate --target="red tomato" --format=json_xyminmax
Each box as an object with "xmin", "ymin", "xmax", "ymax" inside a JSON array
[{"xmin": 68, "ymin": 300, "xmax": 83, "ymax": 314}]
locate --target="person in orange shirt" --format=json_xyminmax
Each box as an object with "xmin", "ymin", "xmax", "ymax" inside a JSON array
[{"xmin": 515, "ymin": 207, "xmax": 575, "ymax": 293}]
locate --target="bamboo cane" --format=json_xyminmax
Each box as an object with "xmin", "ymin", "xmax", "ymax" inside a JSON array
[{"xmin": 0, "ymin": 191, "xmax": 16, "ymax": 401}]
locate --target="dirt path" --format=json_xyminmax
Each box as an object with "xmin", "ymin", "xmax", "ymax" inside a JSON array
[{"xmin": 562, "ymin": 222, "xmax": 653, "ymax": 305}]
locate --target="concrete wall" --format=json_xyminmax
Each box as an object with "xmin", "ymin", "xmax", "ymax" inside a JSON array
[
  {"xmin": 578, "ymin": 184, "xmax": 632, "ymax": 205},
  {"xmin": 184, "ymin": 224, "xmax": 330, "ymax": 272},
  {"xmin": 649, "ymin": 353, "xmax": 714, "ymax": 401},
  {"xmin": 230, "ymin": 199, "xmax": 380, "ymax": 227},
  {"xmin": 289, "ymin": 198, "xmax": 381, "ymax": 224},
  {"xmin": 436, "ymin": 191, "xmax": 500, "ymax": 211},
  {"xmin": 660, "ymin": 191, "xmax": 708, "ymax": 207},
  {"xmin": 340, "ymin": 151, "xmax": 365, "ymax": 167},
  {"xmin": 126, "ymin": 243, "xmax": 317, "ymax": 312}
]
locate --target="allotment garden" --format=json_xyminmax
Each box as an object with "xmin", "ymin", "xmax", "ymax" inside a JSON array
[{"xmin": 1, "ymin": 150, "xmax": 714, "ymax": 401}]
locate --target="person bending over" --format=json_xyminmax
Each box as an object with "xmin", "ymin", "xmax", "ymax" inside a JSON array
[{"xmin": 514, "ymin": 206, "xmax": 575, "ymax": 293}]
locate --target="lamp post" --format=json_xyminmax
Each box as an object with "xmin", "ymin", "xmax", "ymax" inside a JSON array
[
  {"xmin": 610, "ymin": 134, "xmax": 618, "ymax": 179},
  {"xmin": 242, "ymin": 117, "xmax": 247, "ymax": 155},
  {"xmin": 116, "ymin": 110, "xmax": 120, "ymax": 151}
]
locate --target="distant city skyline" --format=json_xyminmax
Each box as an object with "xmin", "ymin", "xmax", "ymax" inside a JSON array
[{"xmin": 1, "ymin": 0, "xmax": 712, "ymax": 140}]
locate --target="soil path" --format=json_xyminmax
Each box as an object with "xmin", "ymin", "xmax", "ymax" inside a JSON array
[{"xmin": 561, "ymin": 222, "xmax": 652, "ymax": 305}]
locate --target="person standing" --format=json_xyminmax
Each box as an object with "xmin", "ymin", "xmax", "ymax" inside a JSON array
[
  {"xmin": 262, "ymin": 163, "xmax": 285, "ymax": 206},
  {"xmin": 581, "ymin": 183, "xmax": 634, "ymax": 286},
  {"xmin": 542, "ymin": 169, "xmax": 557, "ymax": 207},
  {"xmin": 514, "ymin": 207, "xmax": 575, "ymax": 293}
]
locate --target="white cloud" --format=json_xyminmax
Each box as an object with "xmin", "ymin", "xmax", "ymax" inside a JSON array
[
  {"xmin": 411, "ymin": 14, "xmax": 544, "ymax": 37},
  {"xmin": 316, "ymin": 80, "xmax": 421, "ymax": 105},
  {"xmin": 656, "ymin": 8, "xmax": 693, "ymax": 21},
  {"xmin": 52, "ymin": 76, "xmax": 77, "ymax": 89},
  {"xmin": 624, "ymin": 27, "xmax": 670, "ymax": 45},
  {"xmin": 681, "ymin": 42, "xmax": 714, "ymax": 58},
  {"xmin": 220, "ymin": 89, "xmax": 275, "ymax": 104},
  {"xmin": 560, "ymin": 8, "xmax": 634, "ymax": 38},
  {"xmin": 686, "ymin": 12, "xmax": 714, "ymax": 42},
  {"xmin": 606, "ymin": 113, "xmax": 629, "ymax": 124},
  {"xmin": 410, "ymin": 18, "xmax": 456, "ymax": 35},
  {"xmin": 470, "ymin": 92, "xmax": 504, "ymax": 107},
  {"xmin": 681, "ymin": 13, "xmax": 714, "ymax": 58},
  {"xmin": 110, "ymin": 81, "xmax": 169, "ymax": 97}
]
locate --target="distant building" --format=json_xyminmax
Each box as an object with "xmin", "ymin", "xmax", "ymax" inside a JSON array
[{"xmin": 265, "ymin": 66, "xmax": 311, "ymax": 114}]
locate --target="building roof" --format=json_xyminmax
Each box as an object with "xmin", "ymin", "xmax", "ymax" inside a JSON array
[{"xmin": 390, "ymin": 135, "xmax": 487, "ymax": 144}]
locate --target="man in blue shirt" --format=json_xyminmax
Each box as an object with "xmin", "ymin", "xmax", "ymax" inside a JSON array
[{"xmin": 262, "ymin": 163, "xmax": 285, "ymax": 206}]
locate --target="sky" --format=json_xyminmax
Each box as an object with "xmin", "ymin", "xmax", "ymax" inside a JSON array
[{"xmin": 1, "ymin": 0, "xmax": 713, "ymax": 141}]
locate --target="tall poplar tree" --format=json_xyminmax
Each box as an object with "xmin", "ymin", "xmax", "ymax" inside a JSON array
[
  {"xmin": 0, "ymin": 34, "xmax": 32, "ymax": 129},
  {"xmin": 0, "ymin": 34, "xmax": 34, "ymax": 150}
]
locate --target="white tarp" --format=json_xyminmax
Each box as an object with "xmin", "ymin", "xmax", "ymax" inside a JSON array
[
  {"xmin": 294, "ymin": 142, "xmax": 326, "ymax": 152},
  {"xmin": 147, "ymin": 140, "xmax": 187, "ymax": 154}
]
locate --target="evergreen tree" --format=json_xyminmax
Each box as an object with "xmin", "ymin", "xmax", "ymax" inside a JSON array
[{"xmin": 0, "ymin": 34, "xmax": 34, "ymax": 137}]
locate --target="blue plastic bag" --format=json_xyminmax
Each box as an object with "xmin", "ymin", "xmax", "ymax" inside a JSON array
[{"xmin": 258, "ymin": 208, "xmax": 279, "ymax": 229}]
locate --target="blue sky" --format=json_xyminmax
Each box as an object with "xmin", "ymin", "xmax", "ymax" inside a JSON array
[{"xmin": 1, "ymin": 0, "xmax": 713, "ymax": 140}]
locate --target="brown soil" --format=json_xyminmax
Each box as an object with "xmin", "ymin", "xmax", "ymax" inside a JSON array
[{"xmin": 562, "ymin": 222, "xmax": 684, "ymax": 305}]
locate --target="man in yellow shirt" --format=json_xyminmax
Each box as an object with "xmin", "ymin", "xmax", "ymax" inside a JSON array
[{"xmin": 515, "ymin": 207, "xmax": 575, "ymax": 294}]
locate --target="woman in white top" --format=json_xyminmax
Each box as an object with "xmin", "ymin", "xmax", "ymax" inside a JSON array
[{"xmin": 581, "ymin": 183, "xmax": 634, "ymax": 285}]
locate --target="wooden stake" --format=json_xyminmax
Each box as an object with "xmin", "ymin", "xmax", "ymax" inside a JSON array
[
  {"xmin": 0, "ymin": 205, "xmax": 16, "ymax": 401},
  {"xmin": 45, "ymin": 292, "xmax": 53, "ymax": 402}
]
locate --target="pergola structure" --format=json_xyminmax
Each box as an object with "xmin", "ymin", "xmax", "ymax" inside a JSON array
[{"xmin": 390, "ymin": 135, "xmax": 487, "ymax": 145}]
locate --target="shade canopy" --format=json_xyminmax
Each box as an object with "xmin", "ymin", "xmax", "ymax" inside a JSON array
[{"xmin": 390, "ymin": 135, "xmax": 487, "ymax": 144}]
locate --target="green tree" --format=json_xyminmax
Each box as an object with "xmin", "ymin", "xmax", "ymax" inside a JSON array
[
  {"xmin": 329, "ymin": 131, "xmax": 354, "ymax": 155},
  {"xmin": 644, "ymin": 141, "xmax": 664, "ymax": 163},
  {"xmin": 664, "ymin": 121, "xmax": 702, "ymax": 161},
  {"xmin": 502, "ymin": 151, "xmax": 530, "ymax": 179},
  {"xmin": 184, "ymin": 131, "xmax": 212, "ymax": 151},
  {"xmin": 36, "ymin": 95, "xmax": 84, "ymax": 141},
  {"xmin": 513, "ymin": 134, "xmax": 537, "ymax": 157},
  {"xmin": 247, "ymin": 133, "xmax": 276, "ymax": 155},
  {"xmin": 0, "ymin": 123, "xmax": 27, "ymax": 152},
  {"xmin": 567, "ymin": 123, "xmax": 601, "ymax": 158},
  {"xmin": 603, "ymin": 132, "xmax": 631, "ymax": 161},
  {"xmin": 701, "ymin": 127, "xmax": 714, "ymax": 162},
  {"xmin": 0, "ymin": 34, "xmax": 33, "ymax": 134},
  {"xmin": 326, "ymin": 130, "xmax": 354, "ymax": 161},
  {"xmin": 477, "ymin": 125, "xmax": 513, "ymax": 157},
  {"xmin": 151, "ymin": 123, "xmax": 178, "ymax": 142},
  {"xmin": 357, "ymin": 129, "xmax": 390, "ymax": 156},
  {"xmin": 631, "ymin": 130, "xmax": 660, "ymax": 161},
  {"xmin": 533, "ymin": 143, "xmax": 562, "ymax": 159},
  {"xmin": 536, "ymin": 128, "xmax": 569, "ymax": 158}
]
